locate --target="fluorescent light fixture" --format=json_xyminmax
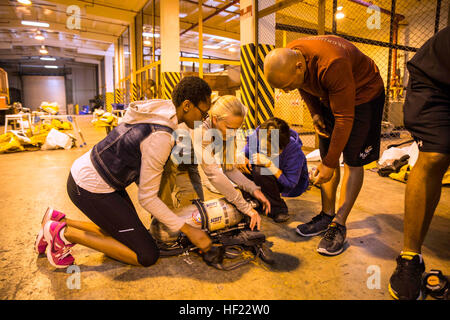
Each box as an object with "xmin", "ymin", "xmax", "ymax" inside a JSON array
[
  {"xmin": 336, "ymin": 12, "xmax": 345, "ymax": 19},
  {"xmin": 21, "ymin": 20, "xmax": 49, "ymax": 28},
  {"xmin": 204, "ymin": 45, "xmax": 221, "ymax": 49},
  {"xmin": 35, "ymin": 31, "xmax": 45, "ymax": 41},
  {"xmin": 44, "ymin": 65, "xmax": 58, "ymax": 69},
  {"xmin": 225, "ymin": 15, "xmax": 239, "ymax": 23},
  {"xmin": 142, "ymin": 32, "xmax": 160, "ymax": 38},
  {"xmin": 40, "ymin": 57, "xmax": 56, "ymax": 61},
  {"xmin": 203, "ymin": 33, "xmax": 239, "ymax": 43},
  {"xmin": 39, "ymin": 45, "xmax": 48, "ymax": 54},
  {"xmin": 228, "ymin": 47, "xmax": 238, "ymax": 52},
  {"xmin": 337, "ymin": 6, "xmax": 343, "ymax": 11},
  {"xmin": 143, "ymin": 40, "xmax": 151, "ymax": 46},
  {"xmin": 18, "ymin": 0, "xmax": 32, "ymax": 5},
  {"xmin": 179, "ymin": 13, "xmax": 188, "ymax": 18}
]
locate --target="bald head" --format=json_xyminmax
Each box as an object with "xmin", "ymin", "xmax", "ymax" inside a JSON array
[{"xmin": 264, "ymin": 48, "xmax": 306, "ymax": 90}]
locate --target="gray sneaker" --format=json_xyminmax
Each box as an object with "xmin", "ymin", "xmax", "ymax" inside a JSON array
[
  {"xmin": 317, "ymin": 222, "xmax": 347, "ymax": 256},
  {"xmin": 296, "ymin": 212, "xmax": 334, "ymax": 237}
]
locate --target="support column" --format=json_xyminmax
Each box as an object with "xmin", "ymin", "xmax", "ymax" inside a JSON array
[
  {"xmin": 105, "ymin": 45, "xmax": 114, "ymax": 112},
  {"xmin": 240, "ymin": 0, "xmax": 275, "ymax": 129},
  {"xmin": 114, "ymin": 38, "xmax": 124, "ymax": 104},
  {"xmin": 160, "ymin": 0, "xmax": 181, "ymax": 100},
  {"xmin": 129, "ymin": 21, "xmax": 138, "ymax": 102}
]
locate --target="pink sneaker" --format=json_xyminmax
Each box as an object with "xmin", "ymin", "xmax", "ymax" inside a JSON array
[
  {"xmin": 43, "ymin": 221, "xmax": 75, "ymax": 268},
  {"xmin": 35, "ymin": 207, "xmax": 66, "ymax": 254}
]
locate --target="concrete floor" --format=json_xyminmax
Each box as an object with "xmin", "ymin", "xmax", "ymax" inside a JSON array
[{"xmin": 0, "ymin": 115, "xmax": 448, "ymax": 300}]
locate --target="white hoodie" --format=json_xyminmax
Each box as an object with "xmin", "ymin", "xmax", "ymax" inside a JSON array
[{"xmin": 71, "ymin": 99, "xmax": 186, "ymax": 232}]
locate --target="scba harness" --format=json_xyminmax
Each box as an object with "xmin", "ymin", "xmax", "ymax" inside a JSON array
[{"xmin": 154, "ymin": 198, "xmax": 275, "ymax": 271}]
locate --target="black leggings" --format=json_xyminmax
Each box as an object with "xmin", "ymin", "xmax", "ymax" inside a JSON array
[
  {"xmin": 245, "ymin": 166, "xmax": 288, "ymax": 215},
  {"xmin": 66, "ymin": 173, "xmax": 160, "ymax": 267}
]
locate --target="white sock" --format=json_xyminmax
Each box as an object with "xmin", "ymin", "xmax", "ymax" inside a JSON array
[{"xmin": 59, "ymin": 227, "xmax": 72, "ymax": 245}]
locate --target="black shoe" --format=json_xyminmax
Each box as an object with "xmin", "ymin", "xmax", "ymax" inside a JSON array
[
  {"xmin": 389, "ymin": 253, "xmax": 425, "ymax": 300},
  {"xmin": 296, "ymin": 211, "xmax": 334, "ymax": 236},
  {"xmin": 269, "ymin": 211, "xmax": 290, "ymax": 223},
  {"xmin": 317, "ymin": 222, "xmax": 346, "ymax": 256},
  {"xmin": 252, "ymin": 243, "xmax": 275, "ymax": 265}
]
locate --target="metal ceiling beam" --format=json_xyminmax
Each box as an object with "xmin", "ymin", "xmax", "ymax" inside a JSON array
[
  {"xmin": 1, "ymin": 20, "xmax": 118, "ymax": 43},
  {"xmin": 182, "ymin": 0, "xmax": 240, "ymax": 16},
  {"xmin": 0, "ymin": 37, "xmax": 109, "ymax": 52},
  {"xmin": 42, "ymin": 0, "xmax": 147, "ymax": 23},
  {"xmin": 259, "ymin": 0, "xmax": 304, "ymax": 19},
  {"xmin": 180, "ymin": 0, "xmax": 240, "ymax": 36},
  {"xmin": 0, "ymin": 3, "xmax": 129, "ymax": 27}
]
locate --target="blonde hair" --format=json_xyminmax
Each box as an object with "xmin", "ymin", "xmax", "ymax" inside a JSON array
[
  {"xmin": 209, "ymin": 95, "xmax": 247, "ymax": 171},
  {"xmin": 209, "ymin": 95, "xmax": 247, "ymax": 120}
]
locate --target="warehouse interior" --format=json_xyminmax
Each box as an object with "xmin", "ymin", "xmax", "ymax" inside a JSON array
[{"xmin": 0, "ymin": 0, "xmax": 449, "ymax": 300}]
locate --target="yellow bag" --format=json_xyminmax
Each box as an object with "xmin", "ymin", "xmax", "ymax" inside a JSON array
[
  {"xmin": 40, "ymin": 102, "xmax": 59, "ymax": 115},
  {"xmin": 61, "ymin": 121, "xmax": 72, "ymax": 130},
  {"xmin": 0, "ymin": 132, "xmax": 14, "ymax": 143},
  {"xmin": 389, "ymin": 164, "xmax": 410, "ymax": 183},
  {"xmin": 0, "ymin": 135, "xmax": 24, "ymax": 153}
]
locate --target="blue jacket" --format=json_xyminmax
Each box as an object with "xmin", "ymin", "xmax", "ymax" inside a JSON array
[{"xmin": 244, "ymin": 128, "xmax": 309, "ymax": 197}]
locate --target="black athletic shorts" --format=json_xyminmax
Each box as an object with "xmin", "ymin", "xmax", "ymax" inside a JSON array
[
  {"xmin": 403, "ymin": 75, "xmax": 450, "ymax": 154},
  {"xmin": 67, "ymin": 172, "xmax": 159, "ymax": 267},
  {"xmin": 319, "ymin": 91, "xmax": 385, "ymax": 167}
]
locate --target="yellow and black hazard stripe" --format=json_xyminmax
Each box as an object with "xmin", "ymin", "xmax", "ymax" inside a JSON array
[
  {"xmin": 131, "ymin": 82, "xmax": 138, "ymax": 102},
  {"xmin": 105, "ymin": 92, "xmax": 114, "ymax": 112},
  {"xmin": 162, "ymin": 72, "xmax": 181, "ymax": 100},
  {"xmin": 114, "ymin": 88, "xmax": 123, "ymax": 104},
  {"xmin": 240, "ymin": 43, "xmax": 275, "ymax": 129}
]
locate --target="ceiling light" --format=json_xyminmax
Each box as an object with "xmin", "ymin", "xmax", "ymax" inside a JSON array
[
  {"xmin": 179, "ymin": 13, "xmax": 188, "ymax": 18},
  {"xmin": 336, "ymin": 12, "xmax": 345, "ymax": 19},
  {"xmin": 40, "ymin": 57, "xmax": 56, "ymax": 61},
  {"xmin": 21, "ymin": 20, "xmax": 49, "ymax": 28},
  {"xmin": 228, "ymin": 47, "xmax": 238, "ymax": 52},
  {"xmin": 35, "ymin": 30, "xmax": 45, "ymax": 41},
  {"xmin": 143, "ymin": 39, "xmax": 151, "ymax": 46},
  {"xmin": 44, "ymin": 65, "xmax": 58, "ymax": 69},
  {"xmin": 18, "ymin": 0, "xmax": 32, "ymax": 5},
  {"xmin": 204, "ymin": 45, "xmax": 220, "ymax": 49},
  {"xmin": 39, "ymin": 45, "xmax": 48, "ymax": 54},
  {"xmin": 203, "ymin": 33, "xmax": 239, "ymax": 43},
  {"xmin": 142, "ymin": 32, "xmax": 160, "ymax": 38},
  {"xmin": 337, "ymin": 6, "xmax": 343, "ymax": 11}
]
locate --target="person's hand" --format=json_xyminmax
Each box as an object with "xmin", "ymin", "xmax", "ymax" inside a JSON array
[
  {"xmin": 252, "ymin": 189, "xmax": 271, "ymax": 215},
  {"xmin": 237, "ymin": 157, "xmax": 252, "ymax": 175},
  {"xmin": 312, "ymin": 114, "xmax": 330, "ymax": 138},
  {"xmin": 252, "ymin": 153, "xmax": 272, "ymax": 167},
  {"xmin": 312, "ymin": 162, "xmax": 335, "ymax": 185},
  {"xmin": 246, "ymin": 209, "xmax": 262, "ymax": 231},
  {"xmin": 252, "ymin": 153, "xmax": 281, "ymax": 177},
  {"xmin": 180, "ymin": 223, "xmax": 212, "ymax": 252}
]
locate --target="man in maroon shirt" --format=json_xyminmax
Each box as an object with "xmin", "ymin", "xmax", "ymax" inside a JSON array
[{"xmin": 264, "ymin": 35, "xmax": 385, "ymax": 256}]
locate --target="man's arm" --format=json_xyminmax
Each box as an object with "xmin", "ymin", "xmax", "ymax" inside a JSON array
[
  {"xmin": 320, "ymin": 59, "xmax": 356, "ymax": 169},
  {"xmin": 299, "ymin": 89, "xmax": 323, "ymax": 117}
]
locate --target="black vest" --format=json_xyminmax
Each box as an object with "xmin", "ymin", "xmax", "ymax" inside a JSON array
[{"xmin": 90, "ymin": 122, "xmax": 173, "ymax": 190}]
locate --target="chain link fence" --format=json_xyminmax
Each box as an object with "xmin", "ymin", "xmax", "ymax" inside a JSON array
[{"xmin": 257, "ymin": 0, "xmax": 449, "ymax": 152}]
